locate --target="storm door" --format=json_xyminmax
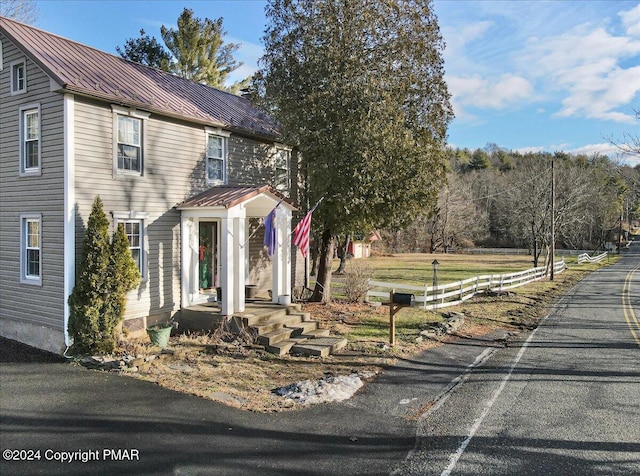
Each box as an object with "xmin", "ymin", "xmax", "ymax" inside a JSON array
[{"xmin": 198, "ymin": 221, "xmax": 219, "ymax": 295}]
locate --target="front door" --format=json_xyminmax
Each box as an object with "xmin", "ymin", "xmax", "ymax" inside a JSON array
[{"xmin": 198, "ymin": 221, "xmax": 218, "ymax": 296}]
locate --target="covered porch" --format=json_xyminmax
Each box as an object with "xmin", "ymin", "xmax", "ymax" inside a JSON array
[{"xmin": 176, "ymin": 185, "xmax": 296, "ymax": 316}]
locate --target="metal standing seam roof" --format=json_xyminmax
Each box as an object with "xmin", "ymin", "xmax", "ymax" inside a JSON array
[
  {"xmin": 0, "ymin": 16, "xmax": 281, "ymax": 140},
  {"xmin": 176, "ymin": 185, "xmax": 296, "ymax": 210}
]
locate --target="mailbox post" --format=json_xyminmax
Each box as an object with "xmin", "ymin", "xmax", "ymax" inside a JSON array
[{"xmin": 386, "ymin": 289, "xmax": 415, "ymax": 346}]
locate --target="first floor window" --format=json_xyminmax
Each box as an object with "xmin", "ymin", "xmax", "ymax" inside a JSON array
[
  {"xmin": 119, "ymin": 219, "xmax": 143, "ymax": 273},
  {"xmin": 207, "ymin": 134, "xmax": 226, "ymax": 183},
  {"xmin": 21, "ymin": 214, "xmax": 42, "ymax": 284}
]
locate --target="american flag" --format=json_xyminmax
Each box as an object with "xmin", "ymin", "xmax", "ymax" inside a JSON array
[{"xmin": 293, "ymin": 200, "xmax": 321, "ymax": 259}]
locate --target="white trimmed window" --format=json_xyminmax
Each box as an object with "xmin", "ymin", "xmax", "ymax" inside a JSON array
[
  {"xmin": 112, "ymin": 106, "xmax": 149, "ymax": 176},
  {"xmin": 20, "ymin": 105, "xmax": 41, "ymax": 175},
  {"xmin": 21, "ymin": 214, "xmax": 42, "ymax": 285},
  {"xmin": 121, "ymin": 220, "xmax": 143, "ymax": 272},
  {"xmin": 206, "ymin": 130, "xmax": 229, "ymax": 184},
  {"xmin": 113, "ymin": 211, "xmax": 148, "ymax": 278},
  {"xmin": 274, "ymin": 147, "xmax": 291, "ymax": 191},
  {"xmin": 11, "ymin": 59, "xmax": 26, "ymax": 94},
  {"xmin": 117, "ymin": 115, "xmax": 142, "ymax": 172}
]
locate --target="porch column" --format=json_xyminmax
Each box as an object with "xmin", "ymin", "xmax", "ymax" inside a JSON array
[
  {"xmin": 220, "ymin": 217, "xmax": 235, "ymax": 315},
  {"xmin": 220, "ymin": 210, "xmax": 246, "ymax": 315},
  {"xmin": 180, "ymin": 216, "xmax": 196, "ymax": 308},
  {"xmin": 271, "ymin": 206, "xmax": 292, "ymax": 303},
  {"xmin": 233, "ymin": 216, "xmax": 245, "ymax": 312}
]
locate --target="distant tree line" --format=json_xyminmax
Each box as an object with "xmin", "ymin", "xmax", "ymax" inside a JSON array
[{"xmin": 378, "ymin": 145, "xmax": 640, "ymax": 263}]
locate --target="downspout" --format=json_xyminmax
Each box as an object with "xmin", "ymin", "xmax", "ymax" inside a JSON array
[{"xmin": 63, "ymin": 93, "xmax": 75, "ymax": 350}]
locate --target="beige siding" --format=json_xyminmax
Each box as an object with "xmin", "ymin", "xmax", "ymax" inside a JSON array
[
  {"xmin": 0, "ymin": 33, "xmax": 66, "ymax": 335},
  {"xmin": 73, "ymin": 97, "xmax": 285, "ymax": 324}
]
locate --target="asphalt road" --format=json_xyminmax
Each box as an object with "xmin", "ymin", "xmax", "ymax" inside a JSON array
[
  {"xmin": 393, "ymin": 245, "xmax": 640, "ymax": 475},
  {"xmin": 2, "ymin": 247, "xmax": 638, "ymax": 475}
]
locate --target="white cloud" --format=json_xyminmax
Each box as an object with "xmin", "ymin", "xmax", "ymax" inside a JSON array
[
  {"xmin": 522, "ymin": 24, "xmax": 640, "ymax": 123},
  {"xmin": 620, "ymin": 3, "xmax": 640, "ymax": 36},
  {"xmin": 448, "ymin": 73, "xmax": 533, "ymax": 119}
]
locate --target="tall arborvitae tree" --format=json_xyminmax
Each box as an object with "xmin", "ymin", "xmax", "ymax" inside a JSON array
[
  {"xmin": 103, "ymin": 223, "xmax": 141, "ymax": 350},
  {"xmin": 68, "ymin": 198, "xmax": 140, "ymax": 354},
  {"xmin": 68, "ymin": 197, "xmax": 112, "ymax": 354},
  {"xmin": 257, "ymin": 0, "xmax": 453, "ymax": 301}
]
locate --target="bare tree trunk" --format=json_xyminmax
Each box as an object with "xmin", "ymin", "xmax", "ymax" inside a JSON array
[
  {"xmin": 310, "ymin": 234, "xmax": 319, "ymax": 276},
  {"xmin": 335, "ymin": 234, "xmax": 351, "ymax": 274},
  {"xmin": 310, "ymin": 227, "xmax": 333, "ymax": 303}
]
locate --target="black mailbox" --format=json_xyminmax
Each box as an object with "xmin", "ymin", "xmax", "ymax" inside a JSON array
[{"xmin": 392, "ymin": 293, "xmax": 415, "ymax": 306}]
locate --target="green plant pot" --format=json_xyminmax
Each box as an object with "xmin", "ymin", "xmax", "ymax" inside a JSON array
[{"xmin": 146, "ymin": 326, "xmax": 172, "ymax": 347}]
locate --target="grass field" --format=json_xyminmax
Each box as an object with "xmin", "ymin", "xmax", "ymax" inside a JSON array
[{"xmin": 355, "ymin": 252, "xmax": 545, "ymax": 285}]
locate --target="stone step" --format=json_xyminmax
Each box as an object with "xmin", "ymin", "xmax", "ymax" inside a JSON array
[
  {"xmin": 250, "ymin": 314, "xmax": 304, "ymax": 335},
  {"xmin": 291, "ymin": 337, "xmax": 348, "ymax": 357}
]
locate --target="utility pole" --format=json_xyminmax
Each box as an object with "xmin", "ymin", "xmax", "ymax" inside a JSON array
[{"xmin": 550, "ymin": 157, "xmax": 555, "ymax": 281}]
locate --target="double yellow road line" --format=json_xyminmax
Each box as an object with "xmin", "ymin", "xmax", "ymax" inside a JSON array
[{"xmin": 622, "ymin": 263, "xmax": 640, "ymax": 347}]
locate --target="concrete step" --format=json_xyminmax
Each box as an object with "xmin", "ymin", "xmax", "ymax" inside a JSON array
[
  {"xmin": 258, "ymin": 327, "xmax": 295, "ymax": 346},
  {"xmin": 250, "ymin": 314, "xmax": 304, "ymax": 335},
  {"xmin": 286, "ymin": 311, "xmax": 312, "ymax": 321},
  {"xmin": 240, "ymin": 308, "xmax": 288, "ymax": 327},
  {"xmin": 300, "ymin": 328, "xmax": 331, "ymax": 339},
  {"xmin": 265, "ymin": 336, "xmax": 309, "ymax": 355},
  {"xmin": 291, "ymin": 337, "xmax": 348, "ymax": 357},
  {"xmin": 287, "ymin": 320, "xmax": 321, "ymax": 337}
]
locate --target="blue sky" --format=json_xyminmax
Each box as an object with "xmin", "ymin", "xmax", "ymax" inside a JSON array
[{"xmin": 34, "ymin": 0, "xmax": 640, "ymax": 162}]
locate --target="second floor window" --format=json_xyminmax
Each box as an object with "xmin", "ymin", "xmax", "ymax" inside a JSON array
[
  {"xmin": 207, "ymin": 134, "xmax": 226, "ymax": 183},
  {"xmin": 274, "ymin": 148, "xmax": 290, "ymax": 191},
  {"xmin": 117, "ymin": 115, "xmax": 142, "ymax": 173},
  {"xmin": 20, "ymin": 106, "xmax": 41, "ymax": 175}
]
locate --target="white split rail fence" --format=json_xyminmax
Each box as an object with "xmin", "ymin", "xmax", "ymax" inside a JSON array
[
  {"xmin": 577, "ymin": 252, "xmax": 608, "ymax": 265},
  {"xmin": 365, "ymin": 259, "xmax": 566, "ymax": 311}
]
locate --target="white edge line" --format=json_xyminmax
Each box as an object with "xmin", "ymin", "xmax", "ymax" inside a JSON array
[{"xmin": 440, "ymin": 321, "xmax": 547, "ymax": 476}]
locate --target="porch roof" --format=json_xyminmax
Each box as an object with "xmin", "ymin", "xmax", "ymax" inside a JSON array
[{"xmin": 175, "ymin": 185, "xmax": 296, "ymax": 210}]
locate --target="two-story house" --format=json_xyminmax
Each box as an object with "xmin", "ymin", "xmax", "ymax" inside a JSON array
[{"xmin": 0, "ymin": 17, "xmax": 301, "ymax": 354}]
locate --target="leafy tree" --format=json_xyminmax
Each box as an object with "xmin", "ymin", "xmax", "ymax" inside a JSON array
[
  {"xmin": 115, "ymin": 29, "xmax": 172, "ymax": 70},
  {"xmin": 257, "ymin": 0, "xmax": 453, "ymax": 302},
  {"xmin": 467, "ymin": 149, "xmax": 491, "ymax": 171},
  {"xmin": 160, "ymin": 8, "xmax": 242, "ymax": 88},
  {"xmin": 68, "ymin": 197, "xmax": 140, "ymax": 354},
  {"xmin": 0, "ymin": 0, "xmax": 38, "ymax": 23}
]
